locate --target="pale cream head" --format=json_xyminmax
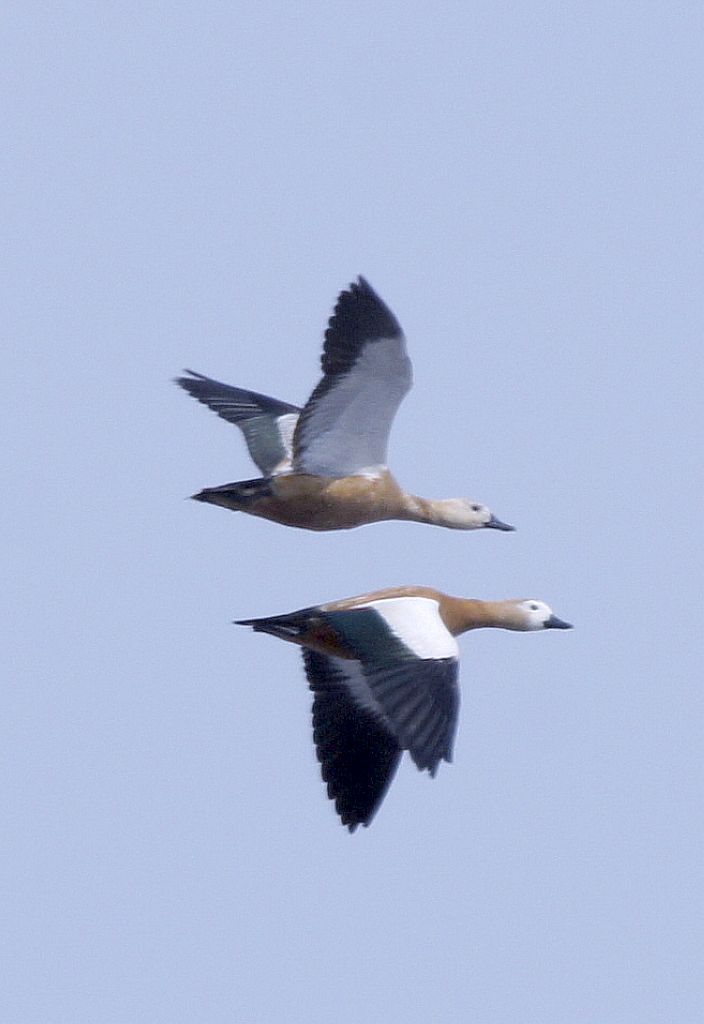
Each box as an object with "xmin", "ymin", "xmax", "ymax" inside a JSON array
[
  {"xmin": 503, "ymin": 599, "xmax": 573, "ymax": 631},
  {"xmin": 434, "ymin": 498, "xmax": 515, "ymax": 532}
]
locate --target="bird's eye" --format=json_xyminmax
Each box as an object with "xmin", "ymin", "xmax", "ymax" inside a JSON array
[
  {"xmin": 471, "ymin": 504, "xmax": 481, "ymax": 512},
  {"xmin": 529, "ymin": 603, "xmax": 539, "ymax": 611}
]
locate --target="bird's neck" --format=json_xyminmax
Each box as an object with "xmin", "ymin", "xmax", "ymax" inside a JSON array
[
  {"xmin": 439, "ymin": 597, "xmax": 518, "ymax": 635},
  {"xmin": 400, "ymin": 493, "xmax": 461, "ymax": 528}
]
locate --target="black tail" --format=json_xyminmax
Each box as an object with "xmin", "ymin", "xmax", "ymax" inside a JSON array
[
  {"xmin": 191, "ymin": 476, "xmax": 273, "ymax": 511},
  {"xmin": 235, "ymin": 607, "xmax": 317, "ymax": 643}
]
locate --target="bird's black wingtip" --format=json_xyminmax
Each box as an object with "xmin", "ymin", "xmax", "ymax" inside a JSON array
[
  {"xmin": 174, "ymin": 368, "xmax": 200, "ymax": 386},
  {"xmin": 343, "ymin": 816, "xmax": 370, "ymax": 834}
]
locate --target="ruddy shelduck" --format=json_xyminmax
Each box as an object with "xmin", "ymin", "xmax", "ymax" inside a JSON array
[
  {"xmin": 237, "ymin": 586, "xmax": 572, "ymax": 830},
  {"xmin": 177, "ymin": 277, "xmax": 514, "ymax": 532}
]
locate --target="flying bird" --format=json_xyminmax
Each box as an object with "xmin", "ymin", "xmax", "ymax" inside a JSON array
[
  {"xmin": 177, "ymin": 277, "xmax": 513, "ymax": 532},
  {"xmin": 237, "ymin": 586, "xmax": 572, "ymax": 830}
]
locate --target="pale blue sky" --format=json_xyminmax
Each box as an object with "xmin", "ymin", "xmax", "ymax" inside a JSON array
[{"xmin": 3, "ymin": 3, "xmax": 703, "ymax": 1022}]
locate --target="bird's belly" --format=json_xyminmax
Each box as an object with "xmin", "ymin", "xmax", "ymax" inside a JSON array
[{"xmin": 251, "ymin": 474, "xmax": 402, "ymax": 531}]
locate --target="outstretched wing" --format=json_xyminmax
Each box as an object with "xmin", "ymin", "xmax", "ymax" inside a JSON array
[
  {"xmin": 302, "ymin": 650, "xmax": 402, "ymax": 832},
  {"xmin": 293, "ymin": 278, "xmax": 413, "ymax": 478},
  {"xmin": 176, "ymin": 369, "xmax": 300, "ymax": 476},
  {"xmin": 321, "ymin": 597, "xmax": 460, "ymax": 776},
  {"xmin": 360, "ymin": 658, "xmax": 459, "ymax": 774}
]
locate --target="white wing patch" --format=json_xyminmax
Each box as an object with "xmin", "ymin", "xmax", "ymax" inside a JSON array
[
  {"xmin": 360, "ymin": 597, "xmax": 459, "ymax": 661},
  {"xmin": 294, "ymin": 335, "xmax": 412, "ymax": 477},
  {"xmin": 270, "ymin": 412, "xmax": 299, "ymax": 474},
  {"xmin": 276, "ymin": 413, "xmax": 298, "ymax": 458}
]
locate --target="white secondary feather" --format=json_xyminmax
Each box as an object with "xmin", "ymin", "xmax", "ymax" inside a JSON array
[
  {"xmin": 275, "ymin": 412, "xmax": 298, "ymax": 456},
  {"xmin": 294, "ymin": 336, "xmax": 412, "ymax": 477},
  {"xmin": 271, "ymin": 412, "xmax": 299, "ymax": 473},
  {"xmin": 360, "ymin": 597, "xmax": 459, "ymax": 661}
]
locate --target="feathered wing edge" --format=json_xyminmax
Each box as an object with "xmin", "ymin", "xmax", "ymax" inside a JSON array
[{"xmin": 302, "ymin": 649, "xmax": 402, "ymax": 831}]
